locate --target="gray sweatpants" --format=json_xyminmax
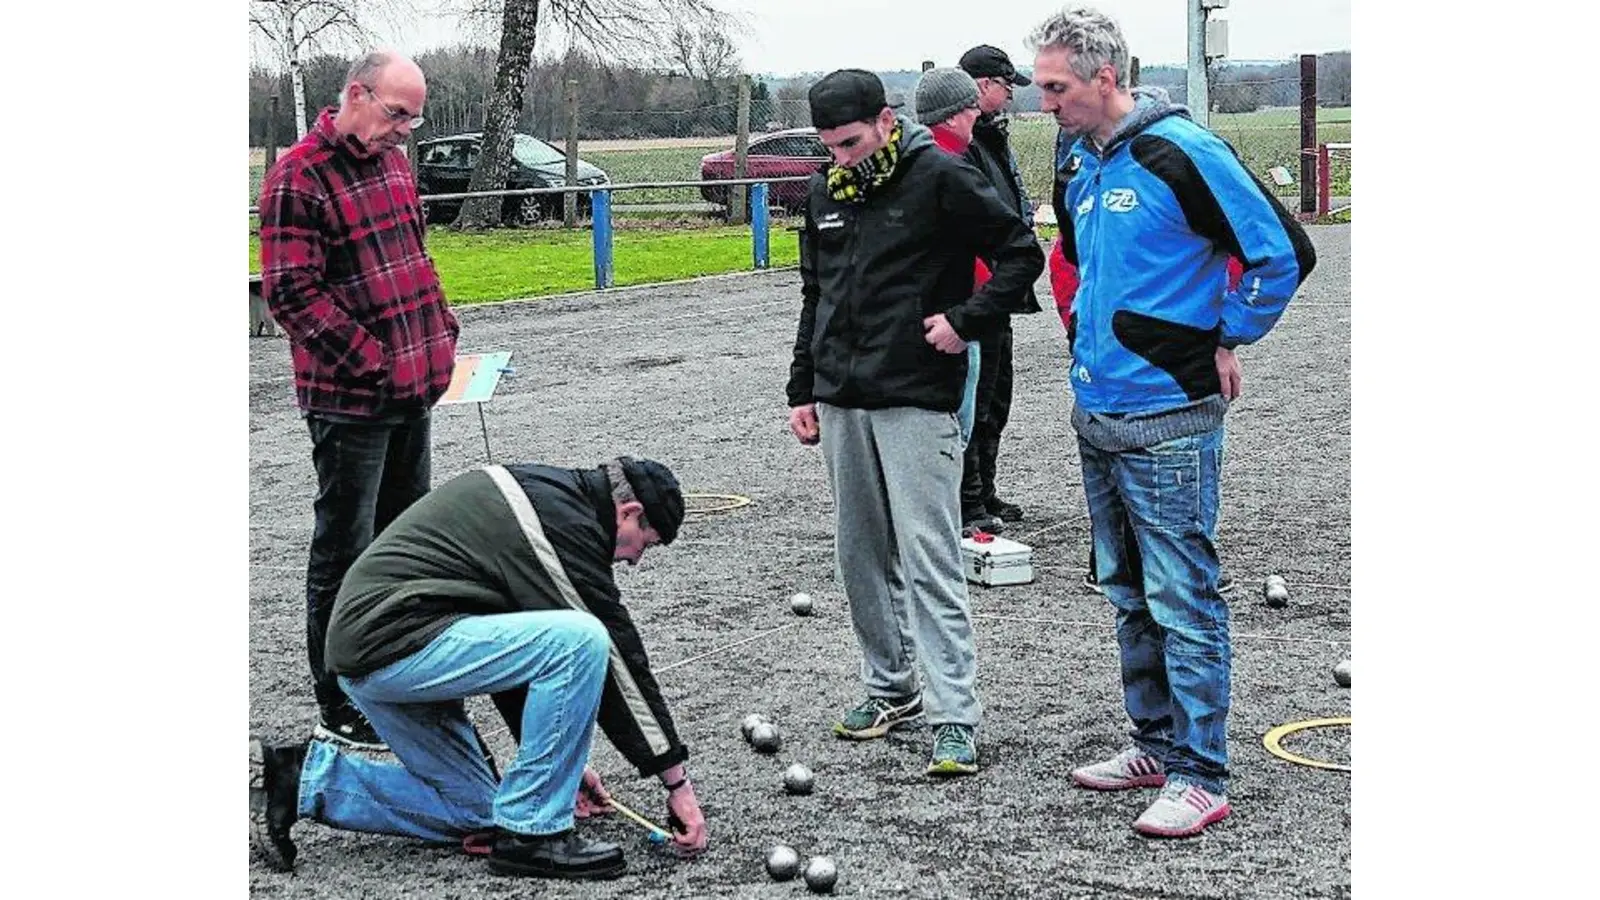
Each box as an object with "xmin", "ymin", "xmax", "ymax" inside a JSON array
[{"xmin": 816, "ymin": 403, "xmax": 982, "ymax": 728}]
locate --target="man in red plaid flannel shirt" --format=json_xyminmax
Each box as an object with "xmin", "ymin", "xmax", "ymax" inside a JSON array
[{"xmin": 259, "ymin": 49, "xmax": 460, "ymax": 749}]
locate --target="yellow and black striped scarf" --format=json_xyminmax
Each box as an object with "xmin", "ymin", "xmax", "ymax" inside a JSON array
[{"xmin": 826, "ymin": 121, "xmax": 903, "ymax": 203}]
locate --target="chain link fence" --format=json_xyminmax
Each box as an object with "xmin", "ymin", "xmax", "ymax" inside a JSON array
[
  {"xmin": 1011, "ymin": 77, "xmax": 1351, "ymax": 222},
  {"xmin": 250, "ymin": 61, "xmax": 1349, "ymax": 225}
]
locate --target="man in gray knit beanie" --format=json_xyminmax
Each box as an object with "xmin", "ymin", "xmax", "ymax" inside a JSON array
[{"xmin": 915, "ymin": 67, "xmax": 981, "ymax": 132}]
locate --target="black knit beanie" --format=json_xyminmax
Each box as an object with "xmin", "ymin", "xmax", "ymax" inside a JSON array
[{"xmin": 609, "ymin": 456, "xmax": 685, "ymax": 545}]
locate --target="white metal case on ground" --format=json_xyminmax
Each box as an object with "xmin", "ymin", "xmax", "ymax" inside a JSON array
[{"xmin": 961, "ymin": 534, "xmax": 1034, "ymax": 587}]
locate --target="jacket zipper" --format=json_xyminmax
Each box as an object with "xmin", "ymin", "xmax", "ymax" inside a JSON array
[{"xmin": 1083, "ymin": 159, "xmax": 1105, "ymax": 403}]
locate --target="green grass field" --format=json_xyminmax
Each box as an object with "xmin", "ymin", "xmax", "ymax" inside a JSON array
[
  {"xmin": 247, "ymin": 224, "xmax": 799, "ymax": 305},
  {"xmin": 243, "ymin": 106, "xmax": 1346, "ymax": 303}
]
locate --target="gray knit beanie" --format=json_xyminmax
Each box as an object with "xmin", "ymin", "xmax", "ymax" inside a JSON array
[{"xmin": 914, "ymin": 67, "xmax": 980, "ymax": 125}]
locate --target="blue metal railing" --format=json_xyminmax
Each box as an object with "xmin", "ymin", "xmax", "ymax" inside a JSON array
[{"xmin": 249, "ymin": 176, "xmax": 804, "ymax": 292}]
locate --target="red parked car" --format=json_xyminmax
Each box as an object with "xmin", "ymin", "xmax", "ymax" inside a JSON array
[{"xmin": 699, "ymin": 127, "xmax": 827, "ymax": 214}]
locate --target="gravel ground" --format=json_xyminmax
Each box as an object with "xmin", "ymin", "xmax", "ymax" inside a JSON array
[{"xmin": 250, "ymin": 226, "xmax": 1351, "ymax": 899}]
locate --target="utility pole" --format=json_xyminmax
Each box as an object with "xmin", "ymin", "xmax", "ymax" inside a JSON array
[
  {"xmin": 1187, "ymin": 1, "xmax": 1209, "ymax": 127},
  {"xmin": 1188, "ymin": 0, "xmax": 1230, "ymax": 127}
]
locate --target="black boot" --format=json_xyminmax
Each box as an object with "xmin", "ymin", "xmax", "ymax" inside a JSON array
[
  {"xmin": 249, "ymin": 738, "xmax": 307, "ymax": 871},
  {"xmin": 985, "ymin": 497, "xmax": 1024, "ymax": 523},
  {"xmin": 962, "ymin": 507, "xmax": 1005, "ymax": 538},
  {"xmin": 487, "ymin": 830, "xmax": 626, "ymax": 880}
]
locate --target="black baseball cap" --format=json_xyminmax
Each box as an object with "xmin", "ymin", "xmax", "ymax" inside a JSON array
[
  {"xmin": 809, "ymin": 69, "xmax": 902, "ymax": 130},
  {"xmin": 959, "ymin": 45, "xmax": 1031, "ymax": 86}
]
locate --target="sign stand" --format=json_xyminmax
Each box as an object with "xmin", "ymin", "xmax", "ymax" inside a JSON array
[{"xmin": 438, "ymin": 351, "xmax": 515, "ymax": 461}]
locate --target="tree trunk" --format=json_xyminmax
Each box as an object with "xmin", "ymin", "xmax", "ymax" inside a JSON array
[
  {"xmin": 454, "ymin": 0, "xmax": 542, "ymax": 230},
  {"xmin": 291, "ymin": 54, "xmax": 309, "ymax": 138}
]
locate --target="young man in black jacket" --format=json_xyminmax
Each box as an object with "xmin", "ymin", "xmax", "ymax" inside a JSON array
[
  {"xmin": 249, "ymin": 456, "xmax": 708, "ymax": 880},
  {"xmin": 956, "ymin": 44, "xmax": 1045, "ymax": 533},
  {"xmin": 786, "ymin": 69, "xmax": 1044, "ymax": 777}
]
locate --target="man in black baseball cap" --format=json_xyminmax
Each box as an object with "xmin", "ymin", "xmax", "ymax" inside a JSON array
[
  {"xmin": 959, "ymin": 44, "xmax": 1032, "ymax": 87},
  {"xmin": 954, "ymin": 44, "xmax": 1042, "ymax": 536},
  {"xmin": 789, "ymin": 64, "xmax": 1044, "ymax": 781}
]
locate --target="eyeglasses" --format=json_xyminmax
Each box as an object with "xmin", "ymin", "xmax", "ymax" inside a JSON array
[{"xmin": 362, "ymin": 84, "xmax": 425, "ymax": 129}]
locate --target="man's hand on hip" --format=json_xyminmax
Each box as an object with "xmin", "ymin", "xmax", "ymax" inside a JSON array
[{"xmin": 922, "ymin": 314, "xmax": 968, "ymax": 354}]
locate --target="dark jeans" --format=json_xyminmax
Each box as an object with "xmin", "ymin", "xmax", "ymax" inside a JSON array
[
  {"xmin": 304, "ymin": 412, "xmax": 433, "ymax": 712},
  {"xmin": 960, "ymin": 319, "xmax": 1015, "ymax": 514},
  {"xmin": 1079, "ymin": 427, "xmax": 1231, "ymax": 794}
]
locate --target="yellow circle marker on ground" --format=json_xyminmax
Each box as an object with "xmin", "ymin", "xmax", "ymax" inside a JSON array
[
  {"xmin": 683, "ymin": 492, "xmax": 753, "ymax": 515},
  {"xmin": 1262, "ymin": 717, "xmax": 1351, "ymax": 772}
]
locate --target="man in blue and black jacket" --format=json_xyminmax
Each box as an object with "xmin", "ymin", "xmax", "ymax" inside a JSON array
[{"xmin": 1029, "ymin": 7, "xmax": 1316, "ymax": 839}]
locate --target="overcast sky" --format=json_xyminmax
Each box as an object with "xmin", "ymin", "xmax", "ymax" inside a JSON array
[{"xmin": 366, "ymin": 0, "xmax": 1350, "ymax": 75}]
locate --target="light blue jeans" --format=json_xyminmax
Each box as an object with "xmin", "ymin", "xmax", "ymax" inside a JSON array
[
  {"xmin": 297, "ymin": 610, "xmax": 611, "ymax": 841},
  {"xmin": 1078, "ymin": 426, "xmax": 1232, "ymax": 794},
  {"xmin": 957, "ymin": 342, "xmax": 982, "ymax": 447}
]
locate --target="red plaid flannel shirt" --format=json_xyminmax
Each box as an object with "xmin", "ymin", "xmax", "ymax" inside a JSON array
[{"xmin": 259, "ymin": 108, "xmax": 459, "ymax": 418}]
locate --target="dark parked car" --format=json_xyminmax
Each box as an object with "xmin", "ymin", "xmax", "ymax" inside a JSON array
[
  {"xmin": 416, "ymin": 132, "xmax": 610, "ymax": 225},
  {"xmin": 699, "ymin": 127, "xmax": 828, "ymax": 214}
]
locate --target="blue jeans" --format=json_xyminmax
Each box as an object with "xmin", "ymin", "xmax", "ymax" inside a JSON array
[
  {"xmin": 305, "ymin": 413, "xmax": 433, "ymax": 712},
  {"xmin": 1078, "ymin": 426, "xmax": 1231, "ymax": 794},
  {"xmin": 957, "ymin": 342, "xmax": 982, "ymax": 447},
  {"xmin": 297, "ymin": 610, "xmax": 611, "ymax": 841}
]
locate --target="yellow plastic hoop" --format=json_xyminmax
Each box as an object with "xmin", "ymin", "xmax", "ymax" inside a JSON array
[
  {"xmin": 1262, "ymin": 717, "xmax": 1351, "ymax": 773},
  {"xmin": 683, "ymin": 492, "xmax": 753, "ymax": 515}
]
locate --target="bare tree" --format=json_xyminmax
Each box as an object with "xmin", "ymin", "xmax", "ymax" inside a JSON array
[
  {"xmin": 454, "ymin": 0, "xmax": 543, "ymax": 229},
  {"xmin": 250, "ymin": 1, "xmax": 360, "ymax": 138},
  {"xmin": 665, "ymin": 21, "xmax": 741, "ymax": 105},
  {"xmin": 449, "ymin": 0, "xmax": 737, "ymax": 229},
  {"xmin": 250, "ymin": 0, "xmax": 417, "ymax": 138}
]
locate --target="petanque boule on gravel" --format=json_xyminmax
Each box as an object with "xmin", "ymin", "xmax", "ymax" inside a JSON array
[
  {"xmin": 750, "ymin": 721, "xmax": 782, "ymax": 754},
  {"xmin": 790, "ymin": 591, "xmax": 814, "ymax": 616},
  {"xmin": 783, "ymin": 762, "xmax": 815, "ymax": 795},
  {"xmin": 1264, "ymin": 574, "xmax": 1290, "ymax": 608},
  {"xmin": 740, "ymin": 713, "xmax": 768, "ymax": 741},
  {"xmin": 1334, "ymin": 658, "xmax": 1351, "ymax": 687},
  {"xmin": 765, "ymin": 844, "xmax": 801, "ymax": 881},
  {"xmin": 803, "ymin": 856, "xmax": 838, "ymax": 893}
]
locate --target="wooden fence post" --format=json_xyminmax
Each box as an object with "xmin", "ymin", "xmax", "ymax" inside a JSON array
[
  {"xmin": 1299, "ymin": 54, "xmax": 1318, "ymax": 217},
  {"xmin": 265, "ymin": 95, "xmax": 280, "ymax": 169},
  {"xmin": 564, "ymin": 79, "xmax": 579, "ymax": 227},
  {"xmin": 731, "ymin": 76, "xmax": 751, "ymax": 225}
]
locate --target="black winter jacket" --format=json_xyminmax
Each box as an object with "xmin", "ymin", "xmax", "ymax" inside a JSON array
[
  {"xmin": 965, "ymin": 113, "xmax": 1042, "ymax": 314},
  {"xmin": 786, "ymin": 118, "xmax": 1044, "ymax": 412}
]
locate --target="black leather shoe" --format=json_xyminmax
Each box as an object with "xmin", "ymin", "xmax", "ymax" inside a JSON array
[
  {"xmin": 962, "ymin": 511, "xmax": 1005, "ymax": 537},
  {"xmin": 250, "ymin": 738, "xmax": 307, "ymax": 871},
  {"xmin": 986, "ymin": 497, "xmax": 1024, "ymax": 523},
  {"xmin": 487, "ymin": 830, "xmax": 626, "ymax": 880},
  {"xmin": 314, "ymin": 702, "xmax": 387, "ymax": 751}
]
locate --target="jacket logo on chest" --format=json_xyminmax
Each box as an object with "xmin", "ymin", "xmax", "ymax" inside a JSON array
[
  {"xmin": 816, "ymin": 211, "xmax": 845, "ymax": 231},
  {"xmin": 1076, "ymin": 195, "xmax": 1095, "ymax": 218},
  {"xmin": 1102, "ymin": 188, "xmax": 1139, "ymax": 213}
]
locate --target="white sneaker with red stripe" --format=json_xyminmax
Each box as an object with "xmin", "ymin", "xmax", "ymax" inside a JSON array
[
  {"xmin": 1132, "ymin": 778, "xmax": 1231, "ymax": 837},
  {"xmin": 1071, "ymin": 746, "xmax": 1167, "ymax": 790}
]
